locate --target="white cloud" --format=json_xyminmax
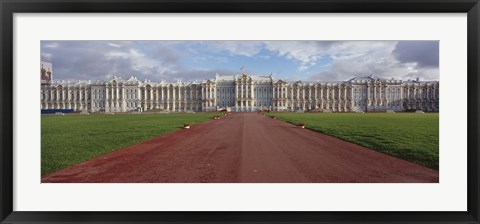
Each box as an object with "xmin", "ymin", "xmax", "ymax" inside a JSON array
[
  {"xmin": 42, "ymin": 40, "xmax": 439, "ymax": 83},
  {"xmin": 41, "ymin": 53, "xmax": 52, "ymax": 61},
  {"xmin": 43, "ymin": 42, "xmax": 59, "ymax": 48},
  {"xmin": 197, "ymin": 41, "xmax": 392, "ymax": 72},
  {"xmin": 202, "ymin": 41, "xmax": 263, "ymax": 57},
  {"xmin": 298, "ymin": 65, "xmax": 309, "ymax": 72},
  {"xmin": 264, "ymin": 41, "xmax": 326, "ymax": 71},
  {"xmin": 105, "ymin": 51, "xmax": 129, "ymax": 59},
  {"xmin": 107, "ymin": 42, "xmax": 123, "ymax": 48},
  {"xmin": 309, "ymin": 41, "xmax": 439, "ymax": 81}
]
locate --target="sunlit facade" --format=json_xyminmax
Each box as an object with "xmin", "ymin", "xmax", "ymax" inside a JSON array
[{"xmin": 41, "ymin": 73, "xmax": 439, "ymax": 113}]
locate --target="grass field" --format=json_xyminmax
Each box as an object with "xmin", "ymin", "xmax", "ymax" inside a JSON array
[
  {"xmin": 41, "ymin": 113, "xmax": 220, "ymax": 176},
  {"xmin": 268, "ymin": 112, "xmax": 439, "ymax": 170}
]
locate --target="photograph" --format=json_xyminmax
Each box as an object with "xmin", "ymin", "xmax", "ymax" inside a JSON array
[
  {"xmin": 39, "ymin": 40, "xmax": 440, "ymax": 183},
  {"xmin": 2, "ymin": 0, "xmax": 478, "ymax": 222}
]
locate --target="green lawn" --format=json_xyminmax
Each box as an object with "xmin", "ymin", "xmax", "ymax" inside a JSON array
[
  {"xmin": 268, "ymin": 112, "xmax": 439, "ymax": 170},
  {"xmin": 41, "ymin": 113, "xmax": 220, "ymax": 176}
]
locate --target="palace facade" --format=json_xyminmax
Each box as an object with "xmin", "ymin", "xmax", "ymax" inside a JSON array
[{"xmin": 40, "ymin": 73, "xmax": 439, "ymax": 113}]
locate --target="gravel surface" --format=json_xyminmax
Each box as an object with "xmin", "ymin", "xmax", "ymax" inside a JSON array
[{"xmin": 42, "ymin": 113, "xmax": 439, "ymax": 183}]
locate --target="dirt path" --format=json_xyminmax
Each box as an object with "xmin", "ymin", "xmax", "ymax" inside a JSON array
[{"xmin": 42, "ymin": 113, "xmax": 439, "ymax": 183}]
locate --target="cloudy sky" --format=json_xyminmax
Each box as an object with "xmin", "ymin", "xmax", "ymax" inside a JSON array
[{"xmin": 41, "ymin": 40, "xmax": 439, "ymax": 82}]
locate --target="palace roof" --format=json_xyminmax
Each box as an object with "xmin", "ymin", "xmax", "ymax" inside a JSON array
[{"xmin": 47, "ymin": 74, "xmax": 438, "ymax": 87}]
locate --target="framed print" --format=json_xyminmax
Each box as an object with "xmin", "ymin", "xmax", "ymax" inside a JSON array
[{"xmin": 1, "ymin": 0, "xmax": 479, "ymax": 223}]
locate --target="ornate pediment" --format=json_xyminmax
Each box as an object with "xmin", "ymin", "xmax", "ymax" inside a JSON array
[{"xmin": 241, "ymin": 74, "xmax": 248, "ymax": 81}]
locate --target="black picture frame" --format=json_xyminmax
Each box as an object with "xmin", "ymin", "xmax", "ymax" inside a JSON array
[{"xmin": 1, "ymin": 0, "xmax": 479, "ymax": 223}]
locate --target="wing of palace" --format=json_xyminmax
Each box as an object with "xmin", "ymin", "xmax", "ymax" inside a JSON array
[{"xmin": 40, "ymin": 73, "xmax": 439, "ymax": 113}]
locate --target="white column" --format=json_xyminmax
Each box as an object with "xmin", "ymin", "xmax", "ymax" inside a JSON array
[
  {"xmin": 116, "ymin": 85, "xmax": 120, "ymax": 102},
  {"xmin": 291, "ymin": 87, "xmax": 294, "ymax": 110},
  {"xmin": 302, "ymin": 88, "xmax": 306, "ymax": 109},
  {"xmin": 235, "ymin": 83, "xmax": 238, "ymax": 109},
  {"xmin": 240, "ymin": 82, "xmax": 243, "ymax": 98},
  {"xmin": 72, "ymin": 88, "xmax": 76, "ymax": 110},
  {"xmin": 167, "ymin": 86, "xmax": 170, "ymax": 111},
  {"xmin": 200, "ymin": 85, "xmax": 204, "ymax": 110},
  {"xmin": 235, "ymin": 82, "xmax": 238, "ymax": 99},
  {"xmin": 178, "ymin": 86, "xmax": 182, "ymax": 111},
  {"xmin": 104, "ymin": 85, "xmax": 110, "ymax": 112},
  {"xmin": 320, "ymin": 86, "xmax": 323, "ymax": 102},
  {"xmin": 240, "ymin": 83, "xmax": 243, "ymax": 110},
  {"xmin": 105, "ymin": 85, "xmax": 109, "ymax": 99},
  {"xmin": 272, "ymin": 86, "xmax": 276, "ymax": 109},
  {"xmin": 189, "ymin": 87, "xmax": 193, "ymax": 110},
  {"xmin": 172, "ymin": 86, "xmax": 177, "ymax": 112},
  {"xmin": 121, "ymin": 85, "xmax": 126, "ymax": 112},
  {"xmin": 308, "ymin": 86, "xmax": 312, "ymax": 109},
  {"xmin": 273, "ymin": 85, "xmax": 276, "ymax": 99},
  {"xmin": 141, "ymin": 87, "xmax": 146, "ymax": 110},
  {"xmin": 177, "ymin": 86, "xmax": 181, "ymax": 111},
  {"xmin": 310, "ymin": 87, "xmax": 312, "ymax": 103},
  {"xmin": 185, "ymin": 87, "xmax": 188, "ymax": 111},
  {"xmin": 251, "ymin": 84, "xmax": 254, "ymax": 97},
  {"xmin": 150, "ymin": 87, "xmax": 153, "ymax": 109},
  {"xmin": 61, "ymin": 89, "xmax": 65, "ymax": 109},
  {"xmin": 338, "ymin": 87, "xmax": 341, "ymax": 110},
  {"xmin": 326, "ymin": 87, "xmax": 329, "ymax": 101},
  {"xmin": 407, "ymin": 87, "xmax": 410, "ymax": 99},
  {"xmin": 206, "ymin": 86, "xmax": 209, "ymax": 108},
  {"xmin": 85, "ymin": 87, "xmax": 89, "ymax": 111},
  {"xmin": 213, "ymin": 85, "xmax": 217, "ymax": 110},
  {"xmin": 79, "ymin": 88, "xmax": 83, "ymax": 110},
  {"xmin": 332, "ymin": 87, "xmax": 335, "ymax": 102},
  {"xmin": 278, "ymin": 86, "xmax": 282, "ymax": 108},
  {"xmin": 155, "ymin": 87, "xmax": 159, "ymax": 109},
  {"xmin": 367, "ymin": 84, "xmax": 371, "ymax": 106},
  {"xmin": 160, "ymin": 86, "xmax": 164, "ymax": 101}
]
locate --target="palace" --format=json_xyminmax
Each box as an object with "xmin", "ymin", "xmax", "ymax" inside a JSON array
[{"xmin": 40, "ymin": 73, "xmax": 439, "ymax": 113}]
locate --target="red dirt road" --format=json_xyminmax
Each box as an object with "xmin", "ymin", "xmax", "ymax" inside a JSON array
[{"xmin": 42, "ymin": 113, "xmax": 439, "ymax": 183}]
